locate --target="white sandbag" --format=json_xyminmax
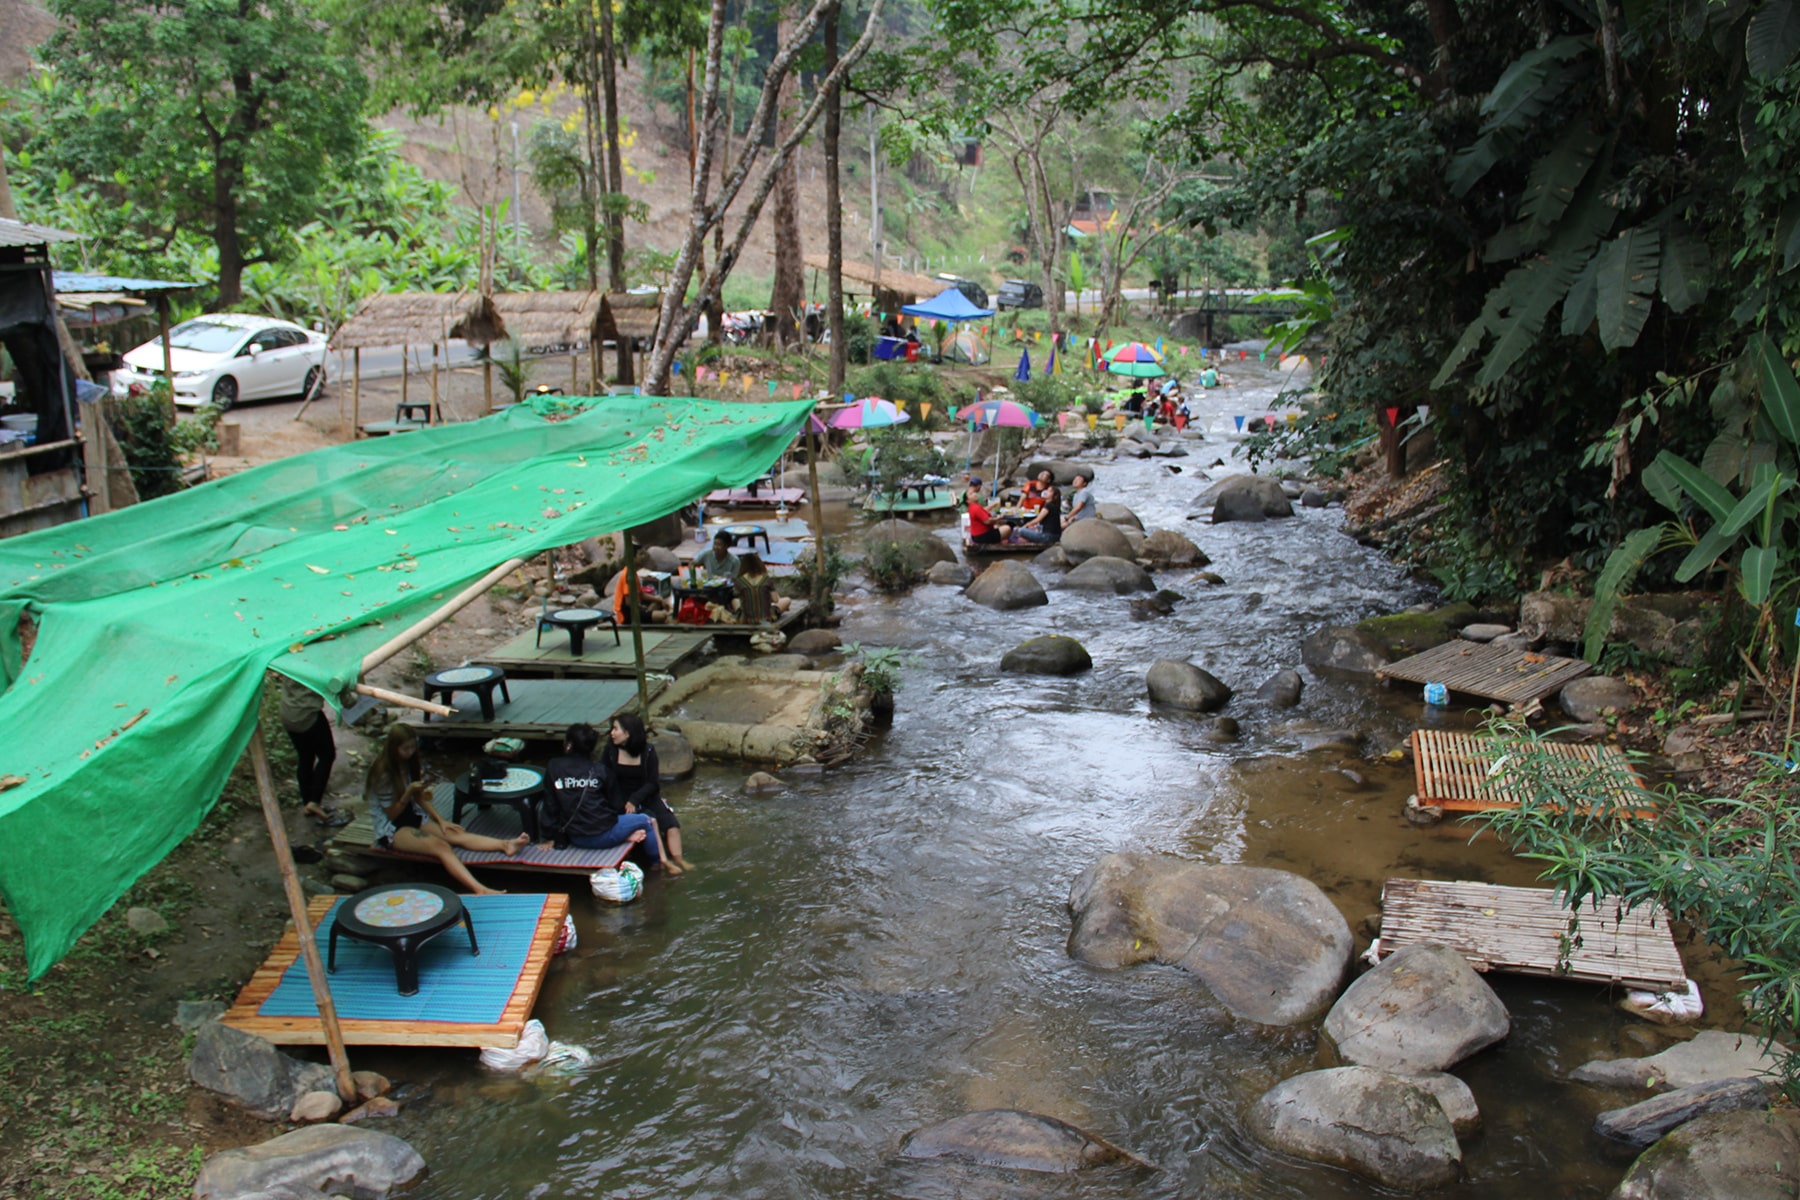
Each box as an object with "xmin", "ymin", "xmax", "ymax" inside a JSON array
[
  {"xmin": 1621, "ymin": 978, "xmax": 1704, "ymax": 1025},
  {"xmin": 590, "ymin": 861, "xmax": 645, "ymax": 904},
  {"xmin": 526, "ymin": 1043, "xmax": 594, "ymax": 1077},
  {"xmin": 553, "ymin": 913, "xmax": 577, "ymax": 954},
  {"xmin": 480, "ymin": 1018, "xmax": 549, "ymax": 1071}
]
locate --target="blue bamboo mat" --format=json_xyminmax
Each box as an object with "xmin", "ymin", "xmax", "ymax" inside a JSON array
[{"xmin": 259, "ymin": 894, "xmax": 547, "ymax": 1024}]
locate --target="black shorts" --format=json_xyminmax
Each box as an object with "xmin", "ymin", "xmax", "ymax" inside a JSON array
[
  {"xmin": 640, "ymin": 795, "xmax": 681, "ymax": 832},
  {"xmin": 970, "ymin": 529, "xmax": 1001, "ymax": 545}
]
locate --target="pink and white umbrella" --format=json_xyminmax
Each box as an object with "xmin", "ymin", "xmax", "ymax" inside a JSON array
[{"xmin": 829, "ymin": 396, "xmax": 910, "ymax": 429}]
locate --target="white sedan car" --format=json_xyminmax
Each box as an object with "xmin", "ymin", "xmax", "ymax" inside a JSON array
[{"xmin": 112, "ymin": 314, "xmax": 327, "ymax": 409}]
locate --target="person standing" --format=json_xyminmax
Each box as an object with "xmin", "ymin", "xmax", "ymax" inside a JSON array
[{"xmin": 275, "ymin": 674, "xmax": 349, "ymax": 826}]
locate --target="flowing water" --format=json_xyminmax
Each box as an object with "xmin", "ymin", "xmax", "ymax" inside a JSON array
[{"xmin": 373, "ymin": 361, "xmax": 1660, "ymax": 1198}]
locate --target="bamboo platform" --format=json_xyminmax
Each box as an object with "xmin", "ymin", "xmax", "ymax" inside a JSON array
[
  {"xmin": 477, "ymin": 627, "xmax": 712, "ymax": 679},
  {"xmin": 1374, "ymin": 878, "xmax": 1687, "ymax": 991},
  {"xmin": 963, "ymin": 538, "xmax": 1046, "ymax": 555},
  {"xmin": 399, "ymin": 677, "xmax": 647, "ymax": 741},
  {"xmin": 221, "ymin": 892, "xmax": 569, "ymax": 1047},
  {"xmin": 1378, "ymin": 639, "xmax": 1593, "ymax": 707},
  {"xmin": 1411, "ymin": 729, "xmax": 1654, "ymax": 815},
  {"xmin": 334, "ymin": 785, "xmax": 630, "ymax": 874},
  {"xmin": 630, "ymin": 597, "xmax": 812, "ymax": 640},
  {"xmin": 703, "ymin": 485, "xmax": 805, "ymax": 508}
]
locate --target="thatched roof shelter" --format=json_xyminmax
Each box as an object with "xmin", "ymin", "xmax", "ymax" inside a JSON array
[
  {"xmin": 597, "ymin": 292, "xmax": 663, "ymax": 342},
  {"xmin": 801, "ymin": 254, "xmax": 941, "ymax": 306},
  {"xmin": 331, "ymin": 292, "xmax": 609, "ymax": 351}
]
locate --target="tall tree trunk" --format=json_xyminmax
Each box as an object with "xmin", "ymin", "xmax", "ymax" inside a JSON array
[
  {"xmin": 215, "ymin": 173, "xmax": 245, "ymax": 308},
  {"xmin": 580, "ymin": 9, "xmax": 605, "ymax": 292},
  {"xmin": 823, "ymin": 1, "xmax": 845, "ymax": 391},
  {"xmin": 0, "ymin": 131, "xmax": 15, "ymax": 221},
  {"xmin": 768, "ymin": 14, "xmax": 805, "ymax": 348},
  {"xmin": 599, "ymin": 0, "xmax": 626, "ymax": 293}
]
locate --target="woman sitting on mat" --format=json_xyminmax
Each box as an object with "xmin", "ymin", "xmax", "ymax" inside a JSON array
[
  {"xmin": 964, "ymin": 480, "xmax": 1008, "ymax": 545},
  {"xmin": 363, "ymin": 726, "xmax": 527, "ymax": 895},
  {"xmin": 733, "ymin": 552, "xmax": 791, "ymax": 625},
  {"xmin": 539, "ymin": 720, "xmax": 675, "ymax": 870},
  {"xmin": 604, "ymin": 712, "xmax": 689, "ymax": 872}
]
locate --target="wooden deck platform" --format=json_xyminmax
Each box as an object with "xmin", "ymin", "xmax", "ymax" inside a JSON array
[
  {"xmin": 221, "ymin": 892, "xmax": 569, "ymax": 1047},
  {"xmin": 628, "ymin": 597, "xmax": 812, "ymax": 640},
  {"xmin": 399, "ymin": 677, "xmax": 648, "ymax": 741},
  {"xmin": 477, "ymin": 627, "xmax": 712, "ymax": 679},
  {"xmin": 1378, "ymin": 639, "xmax": 1593, "ymax": 707},
  {"xmin": 1411, "ymin": 729, "xmax": 1653, "ymax": 815},
  {"xmin": 703, "ymin": 486, "xmax": 805, "ymax": 508},
  {"xmin": 334, "ymin": 785, "xmax": 630, "ymax": 874},
  {"xmin": 1374, "ymin": 878, "xmax": 1687, "ymax": 991},
  {"xmin": 963, "ymin": 538, "xmax": 1045, "ymax": 555}
]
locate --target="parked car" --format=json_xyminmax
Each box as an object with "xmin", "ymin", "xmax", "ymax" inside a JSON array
[
  {"xmin": 996, "ymin": 279, "xmax": 1045, "ymax": 310},
  {"xmin": 111, "ymin": 314, "xmax": 327, "ymax": 409},
  {"xmin": 933, "ymin": 274, "xmax": 989, "ymax": 310}
]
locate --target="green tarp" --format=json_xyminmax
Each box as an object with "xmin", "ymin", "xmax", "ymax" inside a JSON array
[{"xmin": 0, "ymin": 394, "xmax": 813, "ymax": 978}]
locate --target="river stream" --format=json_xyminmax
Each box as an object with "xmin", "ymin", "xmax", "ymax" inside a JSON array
[{"xmin": 369, "ymin": 360, "xmax": 1657, "ymax": 1198}]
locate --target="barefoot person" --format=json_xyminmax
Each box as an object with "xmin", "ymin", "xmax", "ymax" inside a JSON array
[
  {"xmin": 363, "ymin": 726, "xmax": 526, "ymax": 895},
  {"xmin": 604, "ymin": 713, "xmax": 689, "ymax": 872},
  {"xmin": 541, "ymin": 721, "xmax": 672, "ymax": 868}
]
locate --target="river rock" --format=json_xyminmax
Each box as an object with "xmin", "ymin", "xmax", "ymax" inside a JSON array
[
  {"xmin": 865, "ymin": 522, "xmax": 957, "ymax": 568},
  {"xmin": 1461, "ymin": 623, "xmax": 1512, "ymax": 642},
  {"xmin": 1248, "ymin": 1066, "xmax": 1462, "ymax": 1190},
  {"xmin": 1203, "ymin": 475, "xmax": 1294, "ymax": 522},
  {"xmin": 189, "ymin": 1021, "xmax": 338, "ymax": 1121},
  {"xmin": 1410, "ymin": 1071, "xmax": 1481, "ymax": 1136},
  {"xmin": 1596, "ymin": 1077, "xmax": 1771, "ymax": 1148},
  {"xmin": 652, "ymin": 730, "xmax": 695, "ymax": 778},
  {"xmin": 1068, "ymin": 853, "xmax": 1352, "ymax": 1025},
  {"xmin": 1000, "ymin": 636, "xmax": 1093, "ymax": 676},
  {"xmin": 1140, "ymin": 529, "xmax": 1208, "ymax": 566},
  {"xmin": 900, "ymin": 1109, "xmax": 1147, "ymax": 1173},
  {"xmin": 1153, "ymin": 441, "xmax": 1189, "ymax": 458},
  {"xmin": 1117, "ymin": 440, "xmax": 1152, "ymax": 459},
  {"xmin": 1058, "ymin": 519, "xmax": 1135, "ymax": 563},
  {"xmin": 175, "ymin": 1000, "xmax": 227, "ymax": 1031},
  {"xmin": 1561, "ymin": 675, "xmax": 1638, "ymax": 721},
  {"xmin": 1324, "ymin": 944, "xmax": 1510, "ymax": 1072},
  {"xmin": 787, "ymin": 628, "xmax": 843, "ymax": 655},
  {"xmin": 1663, "ymin": 723, "xmax": 1707, "ymax": 776},
  {"xmin": 1356, "ymin": 603, "xmax": 1477, "ymax": 657},
  {"xmin": 1610, "ymin": 1109, "xmax": 1800, "ymax": 1200},
  {"xmin": 641, "ymin": 545, "xmax": 682, "ymax": 574},
  {"xmin": 329, "ymin": 874, "xmax": 368, "ymax": 893},
  {"xmin": 1034, "ymin": 544, "xmax": 1072, "ymax": 568},
  {"xmin": 342, "ymin": 1095, "xmax": 403, "ymax": 1125},
  {"xmin": 126, "ymin": 906, "xmax": 169, "ymax": 936},
  {"xmin": 1062, "ymin": 556, "xmax": 1154, "ymax": 593},
  {"xmin": 1146, "ymin": 659, "xmax": 1231, "ymax": 712},
  {"xmin": 965, "ymin": 561, "xmax": 1048, "ymax": 610},
  {"xmin": 1096, "ymin": 502, "xmax": 1144, "ymax": 529},
  {"xmin": 1572, "ymin": 1030, "xmax": 1792, "ymax": 1091},
  {"xmin": 743, "ymin": 772, "xmax": 785, "ymax": 794},
  {"xmin": 290, "ymin": 1091, "xmax": 345, "ymax": 1123},
  {"xmin": 193, "ymin": 1125, "xmax": 426, "ymax": 1200},
  {"xmin": 1203, "ymin": 716, "xmax": 1240, "ymax": 742},
  {"xmin": 1256, "ymin": 669, "xmax": 1304, "ymax": 707},
  {"xmin": 1024, "ymin": 459, "xmax": 1092, "ymax": 486},
  {"xmin": 926, "ymin": 562, "xmax": 974, "ymax": 587},
  {"xmin": 1301, "ymin": 626, "xmax": 1392, "ymax": 675},
  {"xmin": 1300, "ymin": 487, "xmax": 1331, "ymax": 508},
  {"xmin": 352, "ymin": 1071, "xmax": 391, "ymax": 1100}
]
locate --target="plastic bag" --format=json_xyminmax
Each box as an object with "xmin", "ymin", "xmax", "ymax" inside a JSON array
[
  {"xmin": 527, "ymin": 1042, "xmax": 594, "ymax": 1077},
  {"xmin": 590, "ymin": 861, "xmax": 645, "ymax": 904},
  {"xmin": 1621, "ymin": 978, "xmax": 1703, "ymax": 1025},
  {"xmin": 479, "ymin": 1018, "xmax": 549, "ymax": 1071},
  {"xmin": 552, "ymin": 913, "xmax": 577, "ymax": 954}
]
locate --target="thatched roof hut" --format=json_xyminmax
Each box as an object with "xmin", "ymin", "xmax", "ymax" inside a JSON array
[
  {"xmin": 801, "ymin": 254, "xmax": 942, "ymax": 312},
  {"xmin": 331, "ymin": 291, "xmax": 610, "ymax": 351}
]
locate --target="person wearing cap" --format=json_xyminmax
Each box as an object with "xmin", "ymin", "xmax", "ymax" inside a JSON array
[{"xmin": 695, "ymin": 531, "xmax": 741, "ymax": 581}]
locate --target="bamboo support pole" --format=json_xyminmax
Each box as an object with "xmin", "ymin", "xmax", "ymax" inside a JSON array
[
  {"xmin": 430, "ymin": 343, "xmax": 440, "ymax": 425},
  {"xmin": 806, "ymin": 420, "xmax": 827, "ymax": 615},
  {"xmin": 158, "ymin": 296, "xmax": 175, "ymax": 424},
  {"xmin": 570, "ymin": 352, "xmax": 579, "ymax": 393},
  {"xmin": 349, "ymin": 348, "xmax": 361, "ymax": 441},
  {"xmin": 622, "ymin": 528, "xmax": 650, "ymax": 717},
  {"xmin": 359, "ymin": 557, "xmax": 530, "ymax": 675},
  {"xmin": 352, "ymin": 683, "xmax": 453, "ymax": 717},
  {"xmin": 483, "ymin": 359, "xmax": 493, "ymax": 413},
  {"xmin": 400, "ymin": 344, "xmax": 409, "ymax": 417},
  {"xmin": 247, "ymin": 725, "xmax": 355, "ymax": 1102}
]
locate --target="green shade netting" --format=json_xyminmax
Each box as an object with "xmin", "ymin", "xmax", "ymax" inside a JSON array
[{"xmin": 0, "ymin": 394, "xmax": 813, "ymax": 978}]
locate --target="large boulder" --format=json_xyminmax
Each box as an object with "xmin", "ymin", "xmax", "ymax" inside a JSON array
[
  {"xmin": 926, "ymin": 561, "xmax": 974, "ymax": 587},
  {"xmin": 189, "ymin": 1021, "xmax": 338, "ymax": 1121},
  {"xmin": 1256, "ymin": 669, "xmax": 1305, "ymax": 708},
  {"xmin": 1068, "ymin": 853, "xmax": 1352, "ymax": 1025},
  {"xmin": 1248, "ymin": 1067, "xmax": 1462, "ymax": 1191},
  {"xmin": 1561, "ymin": 675, "xmax": 1638, "ymax": 721},
  {"xmin": 1096, "ymin": 502, "xmax": 1144, "ymax": 529},
  {"xmin": 1323, "ymin": 944, "xmax": 1510, "ymax": 1073},
  {"xmin": 1058, "ymin": 519, "xmax": 1135, "ymax": 563},
  {"xmin": 900, "ymin": 1110, "xmax": 1148, "ymax": 1173},
  {"xmin": 1001, "ymin": 635, "xmax": 1093, "ymax": 676},
  {"xmin": 1140, "ymin": 529, "xmax": 1208, "ymax": 566},
  {"xmin": 1595, "ymin": 1077, "xmax": 1771, "ymax": 1149},
  {"xmin": 787, "ymin": 628, "xmax": 843, "ymax": 655},
  {"xmin": 193, "ymin": 1125, "xmax": 426, "ymax": 1200},
  {"xmin": 1410, "ymin": 1071, "xmax": 1481, "ymax": 1136},
  {"xmin": 1301, "ymin": 626, "xmax": 1392, "ymax": 675},
  {"xmin": 1573, "ymin": 1030, "xmax": 1793, "ymax": 1091},
  {"xmin": 1146, "ymin": 659, "xmax": 1232, "ymax": 712},
  {"xmin": 1024, "ymin": 459, "xmax": 1093, "ymax": 487},
  {"xmin": 1355, "ymin": 602, "xmax": 1479, "ymax": 658},
  {"xmin": 1061, "ymin": 556, "xmax": 1154, "ymax": 594},
  {"xmin": 652, "ymin": 730, "xmax": 695, "ymax": 779},
  {"xmin": 1611, "ymin": 1109, "xmax": 1800, "ymax": 1200},
  {"xmin": 1203, "ymin": 475, "xmax": 1293, "ymax": 522},
  {"xmin": 865, "ymin": 521, "xmax": 957, "ymax": 568},
  {"xmin": 965, "ymin": 561, "xmax": 1048, "ymax": 610}
]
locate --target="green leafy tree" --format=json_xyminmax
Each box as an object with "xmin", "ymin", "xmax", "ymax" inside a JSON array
[{"xmin": 36, "ymin": 0, "xmax": 369, "ymax": 306}]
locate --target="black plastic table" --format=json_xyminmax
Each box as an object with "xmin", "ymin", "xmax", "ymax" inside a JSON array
[
  {"xmin": 720, "ymin": 523, "xmax": 772, "ymax": 554},
  {"xmin": 423, "ymin": 665, "xmax": 511, "ymax": 721},
  {"xmin": 395, "ymin": 400, "xmax": 433, "ymax": 423},
  {"xmin": 328, "ymin": 883, "xmax": 478, "ymax": 996},
  {"xmin": 536, "ymin": 606, "xmax": 617, "ymax": 656},
  {"xmin": 453, "ymin": 764, "xmax": 546, "ymax": 841}
]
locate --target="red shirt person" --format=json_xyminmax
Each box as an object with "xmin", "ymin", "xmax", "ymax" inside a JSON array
[{"xmin": 964, "ymin": 481, "xmax": 1002, "ymax": 544}]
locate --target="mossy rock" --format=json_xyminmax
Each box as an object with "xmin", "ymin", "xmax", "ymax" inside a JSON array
[{"xmin": 1355, "ymin": 602, "xmax": 1479, "ymax": 658}]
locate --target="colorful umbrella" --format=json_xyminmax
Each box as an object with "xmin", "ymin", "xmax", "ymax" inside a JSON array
[
  {"xmin": 1103, "ymin": 341, "xmax": 1168, "ymax": 378},
  {"xmin": 829, "ymin": 396, "xmax": 910, "ymax": 429},
  {"xmin": 956, "ymin": 398, "xmax": 1040, "ymax": 428}
]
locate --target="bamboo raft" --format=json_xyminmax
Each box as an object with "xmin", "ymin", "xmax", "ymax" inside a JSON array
[
  {"xmin": 478, "ymin": 627, "xmax": 712, "ymax": 679},
  {"xmin": 398, "ymin": 677, "xmax": 647, "ymax": 741},
  {"xmin": 1410, "ymin": 729, "xmax": 1653, "ymax": 815},
  {"xmin": 1374, "ymin": 878, "xmax": 1687, "ymax": 991},
  {"xmin": 333, "ymin": 784, "xmax": 629, "ymax": 875},
  {"xmin": 221, "ymin": 892, "xmax": 570, "ymax": 1047},
  {"xmin": 963, "ymin": 538, "xmax": 1048, "ymax": 555},
  {"xmin": 1378, "ymin": 639, "xmax": 1593, "ymax": 707}
]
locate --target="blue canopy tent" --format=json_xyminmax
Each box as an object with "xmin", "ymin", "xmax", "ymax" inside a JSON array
[{"xmin": 901, "ymin": 287, "xmax": 996, "ymax": 324}]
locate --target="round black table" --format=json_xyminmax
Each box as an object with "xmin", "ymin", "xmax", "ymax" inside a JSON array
[
  {"xmin": 453, "ymin": 764, "xmax": 546, "ymax": 841},
  {"xmin": 536, "ymin": 606, "xmax": 616, "ymax": 656},
  {"xmin": 328, "ymin": 883, "xmax": 479, "ymax": 996},
  {"xmin": 673, "ymin": 579, "xmax": 736, "ymax": 614},
  {"xmin": 423, "ymin": 665, "xmax": 511, "ymax": 721},
  {"xmin": 720, "ymin": 522, "xmax": 772, "ymax": 554}
]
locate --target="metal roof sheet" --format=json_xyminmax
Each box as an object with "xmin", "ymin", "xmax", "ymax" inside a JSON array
[
  {"xmin": 53, "ymin": 270, "xmax": 201, "ymax": 294},
  {"xmin": 0, "ymin": 217, "xmax": 82, "ymax": 248}
]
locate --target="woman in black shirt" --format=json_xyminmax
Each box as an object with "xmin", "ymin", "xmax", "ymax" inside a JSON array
[{"xmin": 604, "ymin": 713, "xmax": 689, "ymax": 872}]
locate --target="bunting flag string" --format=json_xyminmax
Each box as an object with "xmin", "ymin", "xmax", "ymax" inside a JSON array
[
  {"xmin": 792, "ymin": 384, "xmax": 804, "ymax": 399},
  {"xmin": 1234, "ymin": 415, "xmax": 1245, "ymax": 431},
  {"xmin": 1385, "ymin": 406, "xmax": 1400, "ymax": 427},
  {"xmin": 768, "ymin": 381, "xmax": 778, "ymax": 397}
]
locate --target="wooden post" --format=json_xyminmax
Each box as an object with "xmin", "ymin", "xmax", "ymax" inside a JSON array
[
  {"xmin": 805, "ymin": 421, "xmax": 827, "ymax": 617},
  {"xmin": 483, "ymin": 359, "xmax": 493, "ymax": 413},
  {"xmin": 400, "ymin": 344, "xmax": 409, "ymax": 419},
  {"xmin": 349, "ymin": 348, "xmax": 361, "ymax": 441},
  {"xmin": 570, "ymin": 351, "xmax": 578, "ymax": 394},
  {"xmin": 247, "ymin": 725, "xmax": 355, "ymax": 1103},
  {"xmin": 430, "ymin": 343, "xmax": 440, "ymax": 425},
  {"xmin": 157, "ymin": 295, "xmax": 176, "ymax": 424},
  {"xmin": 621, "ymin": 527, "xmax": 650, "ymax": 717},
  {"xmin": 81, "ymin": 408, "xmax": 110, "ymax": 516}
]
